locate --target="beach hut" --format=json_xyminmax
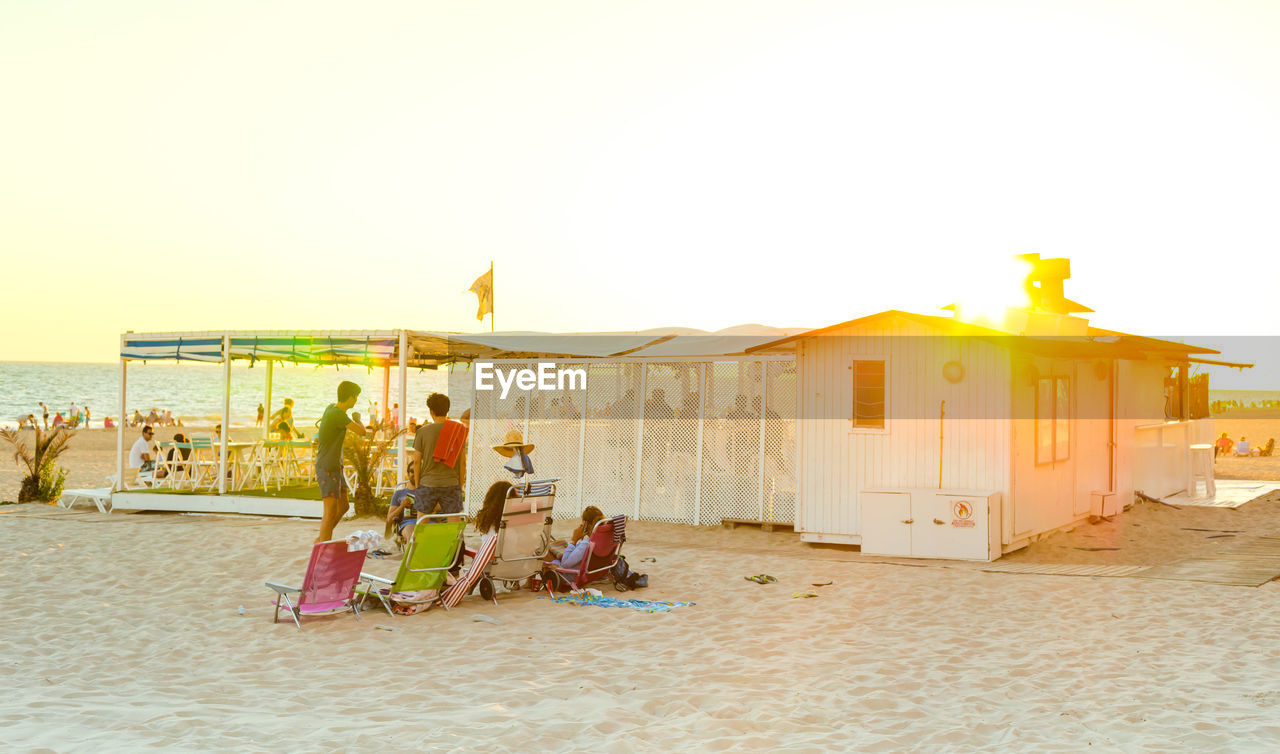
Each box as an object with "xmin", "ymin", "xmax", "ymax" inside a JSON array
[{"xmin": 746, "ymin": 257, "xmax": 1248, "ymax": 560}]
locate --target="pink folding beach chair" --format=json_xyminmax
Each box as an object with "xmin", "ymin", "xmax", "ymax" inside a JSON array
[
  {"xmin": 265, "ymin": 540, "xmax": 370, "ymax": 628},
  {"xmin": 545, "ymin": 515, "xmax": 626, "ymax": 592},
  {"xmin": 437, "ymin": 532, "xmax": 500, "ymax": 610}
]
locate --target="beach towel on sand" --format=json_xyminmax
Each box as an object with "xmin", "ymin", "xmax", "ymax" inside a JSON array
[
  {"xmin": 432, "ymin": 420, "xmax": 468, "ymax": 468},
  {"xmin": 540, "ymin": 593, "xmax": 693, "ymax": 613}
]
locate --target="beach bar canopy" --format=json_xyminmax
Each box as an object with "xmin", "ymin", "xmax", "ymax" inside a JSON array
[{"xmin": 116, "ymin": 326, "xmax": 805, "ymax": 515}]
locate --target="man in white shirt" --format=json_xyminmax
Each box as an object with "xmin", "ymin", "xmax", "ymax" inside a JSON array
[{"xmin": 128, "ymin": 425, "xmax": 166, "ymax": 481}]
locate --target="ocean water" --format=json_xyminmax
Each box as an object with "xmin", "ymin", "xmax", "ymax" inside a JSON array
[{"xmin": 0, "ymin": 361, "xmax": 470, "ymax": 429}]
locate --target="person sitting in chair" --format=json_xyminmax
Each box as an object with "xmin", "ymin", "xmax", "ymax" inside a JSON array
[
  {"xmin": 544, "ymin": 505, "xmax": 605, "ymax": 571},
  {"xmin": 1236, "ymin": 436, "xmax": 1252, "ymax": 457},
  {"xmin": 127, "ymin": 425, "xmax": 166, "ymax": 481}
]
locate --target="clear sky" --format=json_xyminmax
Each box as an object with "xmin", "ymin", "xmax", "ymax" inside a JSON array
[{"xmin": 2, "ymin": 1, "xmax": 1277, "ymax": 385}]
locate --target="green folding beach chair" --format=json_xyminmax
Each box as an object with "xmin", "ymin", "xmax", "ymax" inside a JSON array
[{"xmin": 359, "ymin": 513, "xmax": 467, "ymax": 616}]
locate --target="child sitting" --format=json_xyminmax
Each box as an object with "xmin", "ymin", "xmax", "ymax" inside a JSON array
[{"xmin": 545, "ymin": 506, "xmax": 605, "ymax": 571}]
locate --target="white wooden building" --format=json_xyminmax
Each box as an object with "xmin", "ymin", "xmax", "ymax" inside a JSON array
[{"xmin": 747, "ymin": 302, "xmax": 1236, "ymax": 560}]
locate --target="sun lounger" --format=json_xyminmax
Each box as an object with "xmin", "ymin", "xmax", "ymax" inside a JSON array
[
  {"xmin": 545, "ymin": 515, "xmax": 627, "ymax": 592},
  {"xmin": 359, "ymin": 514, "xmax": 468, "ymax": 616},
  {"xmin": 480, "ymin": 483, "xmax": 556, "ymax": 598},
  {"xmin": 265, "ymin": 540, "xmax": 371, "ymax": 628},
  {"xmin": 58, "ymin": 474, "xmax": 119, "ymax": 513}
]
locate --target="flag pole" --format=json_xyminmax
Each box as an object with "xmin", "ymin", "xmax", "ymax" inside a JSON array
[{"xmin": 489, "ymin": 260, "xmax": 495, "ymax": 333}]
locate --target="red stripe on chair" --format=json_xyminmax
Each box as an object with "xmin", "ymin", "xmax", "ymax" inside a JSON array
[{"xmin": 440, "ymin": 533, "xmax": 498, "ymax": 609}]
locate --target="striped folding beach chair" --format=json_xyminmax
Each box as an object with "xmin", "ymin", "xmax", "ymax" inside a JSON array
[{"xmin": 438, "ymin": 532, "xmax": 500, "ymax": 610}]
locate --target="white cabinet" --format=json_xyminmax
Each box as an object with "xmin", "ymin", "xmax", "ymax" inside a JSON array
[
  {"xmin": 860, "ymin": 489, "xmax": 1002, "ymax": 561},
  {"xmin": 860, "ymin": 492, "xmax": 912, "ymax": 557}
]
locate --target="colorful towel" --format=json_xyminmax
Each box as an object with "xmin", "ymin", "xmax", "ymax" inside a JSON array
[
  {"xmin": 432, "ymin": 420, "xmax": 469, "ymax": 468},
  {"xmin": 540, "ymin": 593, "xmax": 694, "ymax": 613}
]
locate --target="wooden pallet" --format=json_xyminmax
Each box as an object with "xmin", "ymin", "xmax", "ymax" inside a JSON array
[
  {"xmin": 721, "ymin": 518, "xmax": 795, "ymax": 533},
  {"xmin": 1135, "ymin": 535, "xmax": 1280, "ymax": 587},
  {"xmin": 978, "ymin": 562, "xmax": 1152, "ymax": 578}
]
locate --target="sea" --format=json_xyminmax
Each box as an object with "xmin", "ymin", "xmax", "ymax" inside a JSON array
[{"xmin": 0, "ymin": 361, "xmax": 470, "ymax": 429}]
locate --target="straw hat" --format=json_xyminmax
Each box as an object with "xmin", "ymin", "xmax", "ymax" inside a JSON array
[{"xmin": 492, "ymin": 430, "xmax": 534, "ymax": 457}]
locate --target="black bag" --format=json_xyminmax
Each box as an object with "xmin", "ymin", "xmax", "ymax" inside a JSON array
[{"xmin": 611, "ymin": 555, "xmax": 648, "ymax": 590}]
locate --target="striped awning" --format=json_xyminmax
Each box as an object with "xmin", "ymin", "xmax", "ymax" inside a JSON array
[{"xmin": 121, "ymin": 331, "xmax": 401, "ymax": 365}]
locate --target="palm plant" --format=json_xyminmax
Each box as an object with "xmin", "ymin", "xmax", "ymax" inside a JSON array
[
  {"xmin": 342, "ymin": 416, "xmax": 408, "ymax": 516},
  {"xmin": 1, "ymin": 426, "xmax": 74, "ymax": 503}
]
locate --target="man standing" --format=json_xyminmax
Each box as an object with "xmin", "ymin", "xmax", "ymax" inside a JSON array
[
  {"xmin": 385, "ymin": 393, "xmax": 468, "ymax": 540},
  {"xmin": 40, "ymin": 402, "xmax": 48, "ymax": 429},
  {"xmin": 315, "ymin": 381, "xmax": 366, "ymax": 542},
  {"xmin": 256, "ymin": 403, "xmax": 264, "ymax": 428}
]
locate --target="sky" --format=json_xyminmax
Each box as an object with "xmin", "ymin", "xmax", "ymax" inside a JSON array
[{"xmin": 2, "ymin": 1, "xmax": 1277, "ymax": 385}]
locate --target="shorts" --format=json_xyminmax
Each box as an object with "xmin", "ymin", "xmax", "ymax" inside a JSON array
[
  {"xmin": 396, "ymin": 516, "xmax": 418, "ymax": 534},
  {"xmin": 412, "ymin": 486, "xmax": 463, "ymax": 515},
  {"xmin": 316, "ymin": 466, "xmax": 348, "ymax": 500}
]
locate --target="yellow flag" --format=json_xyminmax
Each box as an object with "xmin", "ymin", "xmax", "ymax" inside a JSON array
[{"xmin": 468, "ymin": 268, "xmax": 493, "ymax": 321}]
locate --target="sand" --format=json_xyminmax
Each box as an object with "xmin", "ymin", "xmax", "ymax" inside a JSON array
[
  {"xmin": 4, "ymin": 492, "xmax": 1280, "ymax": 750},
  {"xmin": 6, "ymin": 425, "xmax": 1280, "ymax": 748}
]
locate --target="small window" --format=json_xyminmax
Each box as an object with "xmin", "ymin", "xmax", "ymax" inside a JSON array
[
  {"xmin": 1035, "ymin": 375, "xmax": 1071, "ymax": 464},
  {"xmin": 852, "ymin": 360, "xmax": 885, "ymax": 429}
]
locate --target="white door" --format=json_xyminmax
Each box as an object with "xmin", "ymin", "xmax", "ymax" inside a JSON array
[{"xmin": 860, "ymin": 492, "xmax": 911, "ymax": 556}]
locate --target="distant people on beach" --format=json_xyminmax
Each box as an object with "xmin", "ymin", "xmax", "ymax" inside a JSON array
[
  {"xmin": 256, "ymin": 403, "xmax": 264, "ymax": 428},
  {"xmin": 1236, "ymin": 437, "xmax": 1251, "ymax": 457},
  {"xmin": 270, "ymin": 398, "xmax": 302, "ymax": 439},
  {"xmin": 84, "ymin": 406, "xmax": 90, "ymax": 428},
  {"xmin": 52, "ymin": 412, "xmax": 64, "ymax": 427},
  {"xmin": 40, "ymin": 402, "xmax": 49, "ymax": 429},
  {"xmin": 131, "ymin": 410, "xmax": 144, "ymax": 427},
  {"xmin": 103, "ymin": 416, "xmax": 115, "ymax": 429},
  {"xmin": 1215, "ymin": 432, "xmax": 1233, "ymax": 458}
]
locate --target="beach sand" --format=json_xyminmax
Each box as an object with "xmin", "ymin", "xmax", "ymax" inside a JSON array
[{"xmin": 4, "ymin": 487, "xmax": 1280, "ymax": 749}]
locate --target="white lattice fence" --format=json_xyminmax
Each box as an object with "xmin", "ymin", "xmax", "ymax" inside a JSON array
[
  {"xmin": 466, "ymin": 358, "xmax": 795, "ymax": 525},
  {"xmin": 762, "ymin": 360, "xmax": 797, "ymax": 524}
]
